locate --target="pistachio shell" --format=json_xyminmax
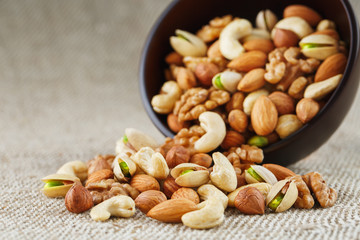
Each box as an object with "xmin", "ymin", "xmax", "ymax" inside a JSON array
[
  {"xmin": 300, "ymin": 34, "xmax": 338, "ymax": 60},
  {"xmin": 41, "ymin": 174, "xmax": 80, "ymax": 198},
  {"xmin": 300, "ymin": 34, "xmax": 337, "ymax": 45},
  {"xmin": 170, "ymin": 29, "xmax": 207, "ymax": 57},
  {"xmin": 56, "ymin": 161, "xmax": 87, "ymax": 182},
  {"xmin": 271, "ymin": 17, "xmax": 313, "ymax": 39},
  {"xmin": 302, "ymin": 46, "xmax": 338, "ymax": 60},
  {"xmin": 266, "ymin": 179, "xmax": 298, "ymax": 212},
  {"xmin": 125, "ymin": 128, "xmax": 159, "ymax": 151},
  {"xmin": 171, "ymin": 163, "xmax": 209, "ymax": 187},
  {"xmin": 113, "ymin": 153, "xmax": 137, "ymax": 182},
  {"xmin": 256, "ymin": 9, "xmax": 278, "ymax": 31},
  {"xmin": 245, "ymin": 165, "xmax": 278, "ymax": 185},
  {"xmin": 212, "ymin": 71, "xmax": 243, "ymax": 93},
  {"xmin": 115, "ymin": 137, "xmax": 136, "ymax": 156}
]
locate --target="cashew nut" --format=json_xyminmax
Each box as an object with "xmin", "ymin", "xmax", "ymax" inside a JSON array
[
  {"xmin": 132, "ymin": 147, "xmax": 169, "ymax": 180},
  {"xmin": 56, "ymin": 161, "xmax": 87, "ymax": 182},
  {"xmin": 151, "ymin": 81, "xmax": 182, "ymax": 114},
  {"xmin": 210, "ymin": 152, "xmax": 237, "ymax": 192},
  {"xmin": 171, "ymin": 163, "xmax": 209, "ymax": 187},
  {"xmin": 194, "ymin": 111, "xmax": 226, "ymax": 153},
  {"xmin": 242, "ymin": 28, "xmax": 271, "ymax": 42},
  {"xmin": 90, "ymin": 195, "xmax": 135, "ymax": 221},
  {"xmin": 170, "ymin": 29, "xmax": 207, "ymax": 57},
  {"xmin": 181, "ymin": 197, "xmax": 225, "ymax": 229},
  {"xmin": 219, "ymin": 18, "xmax": 253, "ymax": 60},
  {"xmin": 197, "ymin": 184, "xmax": 228, "ymax": 209},
  {"xmin": 271, "ymin": 17, "xmax": 313, "ymax": 39},
  {"xmin": 304, "ymin": 74, "xmax": 342, "ymax": 100},
  {"xmin": 227, "ymin": 182, "xmax": 271, "ymax": 207},
  {"xmin": 125, "ymin": 128, "xmax": 159, "ymax": 151}
]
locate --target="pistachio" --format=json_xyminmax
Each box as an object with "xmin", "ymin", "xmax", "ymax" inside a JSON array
[
  {"xmin": 125, "ymin": 128, "xmax": 159, "ymax": 151},
  {"xmin": 212, "ymin": 71, "xmax": 243, "ymax": 93},
  {"xmin": 256, "ymin": 9, "xmax": 278, "ymax": 31},
  {"xmin": 300, "ymin": 34, "xmax": 338, "ymax": 60},
  {"xmin": 171, "ymin": 163, "xmax": 210, "ymax": 188},
  {"xmin": 115, "ymin": 137, "xmax": 136, "ymax": 156},
  {"xmin": 41, "ymin": 174, "xmax": 80, "ymax": 198},
  {"xmin": 247, "ymin": 135, "xmax": 268, "ymax": 147},
  {"xmin": 245, "ymin": 165, "xmax": 278, "ymax": 185},
  {"xmin": 266, "ymin": 179, "xmax": 298, "ymax": 212},
  {"xmin": 170, "ymin": 29, "xmax": 207, "ymax": 57},
  {"xmin": 113, "ymin": 153, "xmax": 137, "ymax": 182}
]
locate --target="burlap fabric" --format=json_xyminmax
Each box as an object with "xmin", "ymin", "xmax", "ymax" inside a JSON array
[{"xmin": 0, "ymin": 0, "xmax": 359, "ymax": 239}]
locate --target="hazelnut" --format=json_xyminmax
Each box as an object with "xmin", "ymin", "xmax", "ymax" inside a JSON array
[
  {"xmin": 171, "ymin": 188, "xmax": 200, "ymax": 204},
  {"xmin": 296, "ymin": 98, "xmax": 320, "ymax": 124},
  {"xmin": 220, "ymin": 131, "xmax": 245, "ymax": 150},
  {"xmin": 228, "ymin": 109, "xmax": 248, "ymax": 133},
  {"xmin": 273, "ymin": 28, "xmax": 299, "ymax": 48},
  {"xmin": 130, "ymin": 174, "xmax": 160, "ymax": 192},
  {"xmin": 234, "ymin": 187, "xmax": 265, "ymax": 215},
  {"xmin": 167, "ymin": 114, "xmax": 190, "ymax": 133},
  {"xmin": 190, "ymin": 153, "xmax": 212, "ymax": 168},
  {"xmin": 163, "ymin": 176, "xmax": 181, "ymax": 198},
  {"xmin": 135, "ymin": 190, "xmax": 167, "ymax": 214},
  {"xmin": 165, "ymin": 146, "xmax": 191, "ymax": 168},
  {"xmin": 195, "ymin": 62, "xmax": 220, "ymax": 87},
  {"xmin": 268, "ymin": 91, "xmax": 295, "ymax": 115},
  {"xmin": 175, "ymin": 67, "xmax": 197, "ymax": 90},
  {"xmin": 65, "ymin": 183, "xmax": 93, "ymax": 213}
]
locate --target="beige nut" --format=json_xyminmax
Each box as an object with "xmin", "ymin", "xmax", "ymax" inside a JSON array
[
  {"xmin": 194, "ymin": 111, "xmax": 226, "ymax": 153},
  {"xmin": 113, "ymin": 153, "xmax": 137, "ymax": 182},
  {"xmin": 181, "ymin": 197, "xmax": 225, "ymax": 229},
  {"xmin": 266, "ymin": 179, "xmax": 298, "ymax": 212},
  {"xmin": 151, "ymin": 81, "xmax": 182, "ymax": 114},
  {"xmin": 165, "ymin": 145, "xmax": 190, "ymax": 168},
  {"xmin": 41, "ymin": 173, "xmax": 80, "ymax": 198},
  {"xmin": 132, "ymin": 147, "xmax": 170, "ymax": 180},
  {"xmin": 210, "ymin": 152, "xmax": 237, "ymax": 192},
  {"xmin": 271, "ymin": 16, "xmax": 313, "ymax": 39},
  {"xmin": 219, "ymin": 18, "xmax": 253, "ymax": 60},
  {"xmin": 212, "ymin": 71, "xmax": 243, "ymax": 93},
  {"xmin": 115, "ymin": 137, "xmax": 136, "ymax": 157},
  {"xmin": 317, "ymin": 19, "xmax": 336, "ymax": 31},
  {"xmin": 198, "ymin": 184, "xmax": 228, "ymax": 209},
  {"xmin": 304, "ymin": 74, "xmax": 342, "ymax": 100},
  {"xmin": 171, "ymin": 163, "xmax": 209, "ymax": 188},
  {"xmin": 234, "ymin": 187, "xmax": 265, "ymax": 215},
  {"xmin": 243, "ymin": 88, "xmax": 269, "ymax": 115},
  {"xmin": 170, "ymin": 29, "xmax": 207, "ymax": 57},
  {"xmin": 134, "ymin": 190, "xmax": 167, "ymax": 214},
  {"xmin": 227, "ymin": 182, "xmax": 271, "ymax": 207},
  {"xmin": 296, "ymin": 98, "xmax": 320, "ymax": 124},
  {"xmin": 300, "ymin": 34, "xmax": 338, "ymax": 60},
  {"xmin": 242, "ymin": 28, "xmax": 271, "ymax": 42},
  {"xmin": 125, "ymin": 128, "xmax": 159, "ymax": 151},
  {"xmin": 90, "ymin": 195, "xmax": 136, "ymax": 221},
  {"xmin": 256, "ymin": 9, "xmax": 278, "ymax": 31},
  {"xmin": 245, "ymin": 165, "xmax": 278, "ymax": 185},
  {"xmin": 275, "ymin": 114, "xmax": 303, "ymax": 139},
  {"xmin": 56, "ymin": 161, "xmax": 88, "ymax": 182}
]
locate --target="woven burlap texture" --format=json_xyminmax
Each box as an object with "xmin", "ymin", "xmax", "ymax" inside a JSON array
[{"xmin": 0, "ymin": 0, "xmax": 359, "ymax": 239}]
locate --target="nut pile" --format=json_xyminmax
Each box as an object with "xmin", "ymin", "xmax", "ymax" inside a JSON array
[
  {"xmin": 151, "ymin": 4, "xmax": 348, "ymax": 150},
  {"xmin": 41, "ymin": 127, "xmax": 337, "ymax": 229}
]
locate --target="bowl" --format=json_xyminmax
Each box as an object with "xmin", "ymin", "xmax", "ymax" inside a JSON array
[{"xmin": 139, "ymin": 0, "xmax": 360, "ymax": 166}]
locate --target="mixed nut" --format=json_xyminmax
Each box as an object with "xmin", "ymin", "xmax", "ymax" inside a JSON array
[
  {"xmin": 41, "ymin": 4, "xmax": 340, "ymax": 229},
  {"xmin": 41, "ymin": 127, "xmax": 337, "ymax": 229},
  {"xmin": 152, "ymin": 4, "xmax": 347, "ymax": 150}
]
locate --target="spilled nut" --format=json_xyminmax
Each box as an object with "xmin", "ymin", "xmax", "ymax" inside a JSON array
[
  {"xmin": 115, "ymin": 136, "xmax": 136, "ymax": 157},
  {"xmin": 56, "ymin": 160, "xmax": 88, "ymax": 182},
  {"xmin": 266, "ymin": 179, "xmax": 298, "ymax": 212},
  {"xmin": 171, "ymin": 163, "xmax": 209, "ymax": 188},
  {"xmin": 112, "ymin": 153, "xmax": 137, "ymax": 182},
  {"xmin": 197, "ymin": 184, "xmax": 228, "ymax": 209},
  {"xmin": 125, "ymin": 128, "xmax": 159, "ymax": 151},
  {"xmin": 245, "ymin": 165, "xmax": 278, "ymax": 185},
  {"xmin": 41, "ymin": 173, "xmax": 80, "ymax": 198},
  {"xmin": 170, "ymin": 29, "xmax": 207, "ymax": 57},
  {"xmin": 210, "ymin": 152, "xmax": 237, "ymax": 192},
  {"xmin": 227, "ymin": 182, "xmax": 271, "ymax": 207},
  {"xmin": 90, "ymin": 195, "xmax": 135, "ymax": 221}
]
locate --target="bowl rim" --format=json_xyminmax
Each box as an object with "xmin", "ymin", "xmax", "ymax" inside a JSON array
[{"xmin": 139, "ymin": 0, "xmax": 360, "ymax": 153}]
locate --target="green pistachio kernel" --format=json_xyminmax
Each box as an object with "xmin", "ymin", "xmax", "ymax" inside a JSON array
[
  {"xmin": 180, "ymin": 169, "xmax": 194, "ymax": 176},
  {"xmin": 247, "ymin": 167, "xmax": 264, "ymax": 182},
  {"xmin": 178, "ymin": 34, "xmax": 189, "ymax": 42},
  {"xmin": 248, "ymin": 136, "xmax": 269, "ymax": 148},
  {"xmin": 268, "ymin": 192, "xmax": 285, "ymax": 211},
  {"xmin": 213, "ymin": 74, "xmax": 225, "ymax": 90},
  {"xmin": 44, "ymin": 181, "xmax": 64, "ymax": 189},
  {"xmin": 120, "ymin": 161, "xmax": 131, "ymax": 178},
  {"xmin": 302, "ymin": 43, "xmax": 321, "ymax": 50},
  {"xmin": 123, "ymin": 135, "xmax": 128, "ymax": 144}
]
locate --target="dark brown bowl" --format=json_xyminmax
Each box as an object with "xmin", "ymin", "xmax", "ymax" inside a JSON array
[{"xmin": 139, "ymin": 0, "xmax": 360, "ymax": 166}]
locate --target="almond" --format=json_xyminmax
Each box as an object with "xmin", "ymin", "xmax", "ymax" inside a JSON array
[
  {"xmin": 268, "ymin": 91, "xmax": 295, "ymax": 115},
  {"xmin": 311, "ymin": 29, "xmax": 340, "ymax": 41},
  {"xmin": 228, "ymin": 109, "xmax": 248, "ymax": 133},
  {"xmin": 263, "ymin": 164, "xmax": 296, "ymax": 181},
  {"xmin": 220, "ymin": 131, "xmax": 245, "ymax": 150},
  {"xmin": 243, "ymin": 39, "xmax": 275, "ymax": 54},
  {"xmin": 283, "ymin": 4, "xmax": 322, "ymax": 26},
  {"xmin": 234, "ymin": 187, "xmax": 265, "ymax": 215},
  {"xmin": 314, "ymin": 53, "xmax": 347, "ymax": 82},
  {"xmin": 165, "ymin": 52, "xmax": 183, "ymax": 66},
  {"xmin": 273, "ymin": 28, "xmax": 299, "ymax": 48},
  {"xmin": 135, "ymin": 190, "xmax": 167, "ymax": 214},
  {"xmin": 163, "ymin": 176, "xmax": 181, "ymax": 198},
  {"xmin": 171, "ymin": 188, "xmax": 200, "ymax": 204},
  {"xmin": 130, "ymin": 174, "xmax": 160, "ymax": 192},
  {"xmin": 86, "ymin": 169, "xmax": 114, "ymax": 187},
  {"xmin": 195, "ymin": 62, "xmax": 220, "ymax": 87},
  {"xmin": 227, "ymin": 51, "xmax": 267, "ymax": 72},
  {"xmin": 237, "ymin": 68, "xmax": 266, "ymax": 92},
  {"xmin": 251, "ymin": 96, "xmax": 278, "ymax": 136},
  {"xmin": 296, "ymin": 98, "xmax": 320, "ymax": 124},
  {"xmin": 147, "ymin": 199, "xmax": 198, "ymax": 223}
]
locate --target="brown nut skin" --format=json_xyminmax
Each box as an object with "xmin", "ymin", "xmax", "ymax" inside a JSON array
[
  {"xmin": 251, "ymin": 96, "xmax": 278, "ymax": 136},
  {"xmin": 268, "ymin": 91, "xmax": 295, "ymax": 115},
  {"xmin": 167, "ymin": 114, "xmax": 191, "ymax": 133},
  {"xmin": 273, "ymin": 28, "xmax": 299, "ymax": 48},
  {"xmin": 165, "ymin": 52, "xmax": 183, "ymax": 66},
  {"xmin": 234, "ymin": 187, "xmax": 265, "ymax": 215},
  {"xmin": 86, "ymin": 169, "xmax": 114, "ymax": 187},
  {"xmin": 226, "ymin": 92, "xmax": 245, "ymax": 112},
  {"xmin": 227, "ymin": 51, "xmax": 267, "ymax": 72},
  {"xmin": 135, "ymin": 190, "xmax": 167, "ymax": 214},
  {"xmin": 130, "ymin": 174, "xmax": 160, "ymax": 193},
  {"xmin": 228, "ymin": 109, "xmax": 248, "ymax": 133},
  {"xmin": 243, "ymin": 39, "xmax": 275, "ymax": 54},
  {"xmin": 195, "ymin": 62, "xmax": 220, "ymax": 87},
  {"xmin": 171, "ymin": 188, "xmax": 200, "ymax": 204},
  {"xmin": 283, "ymin": 4, "xmax": 322, "ymax": 27},
  {"xmin": 166, "ymin": 146, "xmax": 191, "ymax": 168},
  {"xmin": 296, "ymin": 98, "xmax": 320, "ymax": 124},
  {"xmin": 65, "ymin": 183, "xmax": 94, "ymax": 213},
  {"xmin": 221, "ymin": 131, "xmax": 245, "ymax": 150},
  {"xmin": 163, "ymin": 176, "xmax": 181, "ymax": 198},
  {"xmin": 314, "ymin": 53, "xmax": 347, "ymax": 83},
  {"xmin": 263, "ymin": 164, "xmax": 296, "ymax": 181},
  {"xmin": 190, "ymin": 153, "xmax": 212, "ymax": 168}
]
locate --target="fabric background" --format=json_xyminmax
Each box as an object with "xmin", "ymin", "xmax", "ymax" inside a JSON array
[{"xmin": 0, "ymin": 0, "xmax": 359, "ymax": 239}]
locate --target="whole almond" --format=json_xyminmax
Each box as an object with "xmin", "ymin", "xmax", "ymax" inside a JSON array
[
  {"xmin": 65, "ymin": 183, "xmax": 93, "ymax": 213},
  {"xmin": 296, "ymin": 98, "xmax": 320, "ymax": 124},
  {"xmin": 195, "ymin": 62, "xmax": 220, "ymax": 87},
  {"xmin": 167, "ymin": 113, "xmax": 190, "ymax": 133},
  {"xmin": 273, "ymin": 28, "xmax": 299, "ymax": 48},
  {"xmin": 268, "ymin": 91, "xmax": 295, "ymax": 115},
  {"xmin": 130, "ymin": 174, "xmax": 160, "ymax": 192},
  {"xmin": 166, "ymin": 145, "xmax": 190, "ymax": 168},
  {"xmin": 135, "ymin": 190, "xmax": 167, "ymax": 214},
  {"xmin": 251, "ymin": 96, "xmax": 278, "ymax": 136},
  {"xmin": 86, "ymin": 169, "xmax": 114, "ymax": 187},
  {"xmin": 147, "ymin": 199, "xmax": 198, "ymax": 223},
  {"xmin": 311, "ymin": 29, "xmax": 340, "ymax": 41},
  {"xmin": 227, "ymin": 51, "xmax": 267, "ymax": 72},
  {"xmin": 207, "ymin": 40, "xmax": 223, "ymax": 59},
  {"xmin": 226, "ymin": 92, "xmax": 245, "ymax": 112},
  {"xmin": 315, "ymin": 53, "xmax": 347, "ymax": 82},
  {"xmin": 234, "ymin": 187, "xmax": 265, "ymax": 215},
  {"xmin": 220, "ymin": 131, "xmax": 245, "ymax": 150},
  {"xmin": 243, "ymin": 39, "xmax": 275, "ymax": 54},
  {"xmin": 237, "ymin": 68, "xmax": 266, "ymax": 92},
  {"xmin": 190, "ymin": 153, "xmax": 212, "ymax": 168},
  {"xmin": 163, "ymin": 176, "xmax": 181, "ymax": 198},
  {"xmin": 171, "ymin": 188, "xmax": 200, "ymax": 204},
  {"xmin": 228, "ymin": 109, "xmax": 248, "ymax": 133},
  {"xmin": 263, "ymin": 164, "xmax": 296, "ymax": 181},
  {"xmin": 283, "ymin": 4, "xmax": 322, "ymax": 26}
]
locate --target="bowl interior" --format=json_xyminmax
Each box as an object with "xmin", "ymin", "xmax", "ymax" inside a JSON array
[{"xmin": 140, "ymin": 0, "xmax": 359, "ymax": 165}]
